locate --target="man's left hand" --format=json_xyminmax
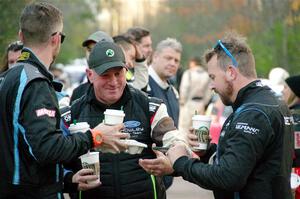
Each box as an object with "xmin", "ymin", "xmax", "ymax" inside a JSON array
[{"xmin": 139, "ymin": 145, "xmax": 174, "ymax": 176}]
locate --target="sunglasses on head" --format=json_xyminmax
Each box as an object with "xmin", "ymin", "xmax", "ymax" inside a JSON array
[
  {"xmin": 51, "ymin": 32, "xmax": 66, "ymax": 44},
  {"xmin": 214, "ymin": 40, "xmax": 238, "ymax": 67}
]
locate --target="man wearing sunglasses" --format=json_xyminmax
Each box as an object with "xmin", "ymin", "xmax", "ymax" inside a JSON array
[
  {"xmin": 0, "ymin": 2, "xmax": 129, "ymax": 199},
  {"xmin": 152, "ymin": 32, "xmax": 294, "ymax": 199}
]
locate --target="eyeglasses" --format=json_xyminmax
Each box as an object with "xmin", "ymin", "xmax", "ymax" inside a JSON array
[
  {"xmin": 51, "ymin": 32, "xmax": 66, "ymax": 44},
  {"xmin": 214, "ymin": 40, "xmax": 238, "ymax": 67}
]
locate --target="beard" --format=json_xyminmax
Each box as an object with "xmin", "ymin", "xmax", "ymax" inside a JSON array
[
  {"xmin": 50, "ymin": 43, "xmax": 61, "ymax": 66},
  {"xmin": 217, "ymin": 80, "xmax": 234, "ymax": 106}
]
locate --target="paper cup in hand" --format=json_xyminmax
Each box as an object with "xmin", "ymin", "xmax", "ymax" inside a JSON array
[
  {"xmin": 80, "ymin": 152, "xmax": 100, "ymax": 184},
  {"xmin": 192, "ymin": 115, "xmax": 212, "ymax": 151},
  {"xmin": 123, "ymin": 139, "xmax": 147, "ymax": 155},
  {"xmin": 68, "ymin": 122, "xmax": 90, "ymax": 134},
  {"xmin": 104, "ymin": 109, "xmax": 125, "ymax": 125}
]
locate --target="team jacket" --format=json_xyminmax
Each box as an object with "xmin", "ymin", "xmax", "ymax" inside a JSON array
[
  {"xmin": 173, "ymin": 80, "xmax": 294, "ymax": 199},
  {"xmin": 0, "ymin": 48, "xmax": 93, "ymax": 198},
  {"xmin": 63, "ymin": 84, "xmax": 185, "ymax": 199}
]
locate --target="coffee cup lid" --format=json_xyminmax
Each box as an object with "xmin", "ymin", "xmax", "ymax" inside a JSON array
[
  {"xmin": 192, "ymin": 115, "xmax": 212, "ymax": 121},
  {"xmin": 104, "ymin": 109, "xmax": 125, "ymax": 116},
  {"xmin": 69, "ymin": 122, "xmax": 90, "ymax": 129},
  {"xmin": 123, "ymin": 139, "xmax": 147, "ymax": 148}
]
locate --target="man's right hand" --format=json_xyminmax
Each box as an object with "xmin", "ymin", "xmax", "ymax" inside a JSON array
[{"xmin": 91, "ymin": 123, "xmax": 130, "ymax": 153}]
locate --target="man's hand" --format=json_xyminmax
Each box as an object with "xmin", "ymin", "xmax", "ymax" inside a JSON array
[
  {"xmin": 187, "ymin": 128, "xmax": 211, "ymax": 157},
  {"xmin": 72, "ymin": 169, "xmax": 101, "ymax": 191},
  {"xmin": 139, "ymin": 144, "xmax": 174, "ymax": 176},
  {"xmin": 167, "ymin": 142, "xmax": 190, "ymax": 166},
  {"xmin": 133, "ymin": 41, "xmax": 146, "ymax": 62},
  {"xmin": 92, "ymin": 123, "xmax": 130, "ymax": 153}
]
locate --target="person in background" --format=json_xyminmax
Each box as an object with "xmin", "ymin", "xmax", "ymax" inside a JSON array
[
  {"xmin": 148, "ymin": 38, "xmax": 181, "ymax": 128},
  {"xmin": 0, "ymin": 3, "xmax": 128, "ymax": 198},
  {"xmin": 126, "ymin": 26, "xmax": 153, "ymax": 64},
  {"xmin": 282, "ymin": 75, "xmax": 300, "ymax": 199},
  {"xmin": 70, "ymin": 31, "xmax": 113, "ymax": 103},
  {"xmin": 147, "ymin": 37, "xmax": 182, "ymax": 190},
  {"xmin": 146, "ymin": 31, "xmax": 294, "ymax": 199},
  {"xmin": 179, "ymin": 56, "xmax": 211, "ymax": 135},
  {"xmin": 0, "ymin": 40, "xmax": 23, "ymax": 73},
  {"xmin": 63, "ymin": 41, "xmax": 187, "ymax": 199},
  {"xmin": 113, "ymin": 34, "xmax": 148, "ymax": 90}
]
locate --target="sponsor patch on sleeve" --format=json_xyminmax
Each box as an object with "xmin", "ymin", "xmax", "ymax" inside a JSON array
[
  {"xmin": 235, "ymin": 122, "xmax": 260, "ymax": 135},
  {"xmin": 295, "ymin": 131, "xmax": 300, "ymax": 149},
  {"xmin": 36, "ymin": 108, "xmax": 56, "ymax": 118}
]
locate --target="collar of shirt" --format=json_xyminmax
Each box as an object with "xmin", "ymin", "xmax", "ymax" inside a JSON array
[{"xmin": 148, "ymin": 66, "xmax": 169, "ymax": 89}]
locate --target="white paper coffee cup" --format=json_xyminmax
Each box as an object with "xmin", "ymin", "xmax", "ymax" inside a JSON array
[
  {"xmin": 104, "ymin": 109, "xmax": 125, "ymax": 125},
  {"xmin": 192, "ymin": 115, "xmax": 212, "ymax": 151},
  {"xmin": 80, "ymin": 152, "xmax": 100, "ymax": 184},
  {"xmin": 69, "ymin": 122, "xmax": 90, "ymax": 134}
]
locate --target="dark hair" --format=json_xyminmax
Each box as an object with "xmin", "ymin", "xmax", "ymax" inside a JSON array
[
  {"xmin": 189, "ymin": 56, "xmax": 202, "ymax": 66},
  {"xmin": 0, "ymin": 41, "xmax": 24, "ymax": 73},
  {"xmin": 126, "ymin": 27, "xmax": 150, "ymax": 43},
  {"xmin": 113, "ymin": 34, "xmax": 135, "ymax": 51},
  {"xmin": 20, "ymin": 2, "xmax": 63, "ymax": 45}
]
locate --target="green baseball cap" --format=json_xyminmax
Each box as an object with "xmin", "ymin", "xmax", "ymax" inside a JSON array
[
  {"xmin": 82, "ymin": 31, "xmax": 113, "ymax": 47},
  {"xmin": 88, "ymin": 41, "xmax": 126, "ymax": 75}
]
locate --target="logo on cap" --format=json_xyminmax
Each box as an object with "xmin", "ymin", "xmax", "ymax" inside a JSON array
[{"xmin": 106, "ymin": 49, "xmax": 114, "ymax": 57}]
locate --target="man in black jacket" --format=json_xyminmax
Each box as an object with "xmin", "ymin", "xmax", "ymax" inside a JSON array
[
  {"xmin": 147, "ymin": 32, "xmax": 294, "ymax": 199},
  {"xmin": 63, "ymin": 41, "xmax": 186, "ymax": 199},
  {"xmin": 0, "ymin": 2, "xmax": 128, "ymax": 199}
]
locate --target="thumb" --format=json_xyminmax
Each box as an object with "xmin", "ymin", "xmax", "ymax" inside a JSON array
[{"xmin": 151, "ymin": 143, "xmax": 164, "ymax": 157}]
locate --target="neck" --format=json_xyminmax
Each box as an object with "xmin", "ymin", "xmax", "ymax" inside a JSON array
[
  {"xmin": 231, "ymin": 76, "xmax": 256, "ymax": 103},
  {"xmin": 27, "ymin": 45, "xmax": 53, "ymax": 70}
]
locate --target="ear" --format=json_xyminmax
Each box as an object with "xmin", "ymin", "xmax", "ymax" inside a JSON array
[
  {"xmin": 225, "ymin": 66, "xmax": 237, "ymax": 81},
  {"xmin": 19, "ymin": 30, "xmax": 24, "ymax": 43},
  {"xmin": 86, "ymin": 68, "xmax": 94, "ymax": 83},
  {"xmin": 51, "ymin": 33, "xmax": 59, "ymax": 46}
]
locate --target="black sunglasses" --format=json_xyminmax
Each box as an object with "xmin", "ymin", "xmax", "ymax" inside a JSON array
[{"xmin": 51, "ymin": 32, "xmax": 66, "ymax": 44}]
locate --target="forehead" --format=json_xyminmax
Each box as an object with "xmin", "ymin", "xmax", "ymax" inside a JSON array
[
  {"xmin": 140, "ymin": 35, "xmax": 151, "ymax": 45},
  {"xmin": 159, "ymin": 47, "xmax": 180, "ymax": 57},
  {"xmin": 207, "ymin": 55, "xmax": 221, "ymax": 75},
  {"xmin": 101, "ymin": 67, "xmax": 125, "ymax": 75}
]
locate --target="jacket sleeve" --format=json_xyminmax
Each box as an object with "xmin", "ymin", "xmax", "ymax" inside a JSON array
[
  {"xmin": 19, "ymin": 80, "xmax": 93, "ymax": 165},
  {"xmin": 173, "ymin": 110, "xmax": 274, "ymax": 191},
  {"xmin": 150, "ymin": 103, "xmax": 187, "ymax": 147},
  {"xmin": 128, "ymin": 60, "xmax": 148, "ymax": 90}
]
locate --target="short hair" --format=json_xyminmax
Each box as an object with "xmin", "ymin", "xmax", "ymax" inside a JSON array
[
  {"xmin": 20, "ymin": 2, "xmax": 63, "ymax": 45},
  {"xmin": 113, "ymin": 34, "xmax": 134, "ymax": 52},
  {"xmin": 189, "ymin": 56, "xmax": 202, "ymax": 66},
  {"xmin": 155, "ymin": 38, "xmax": 182, "ymax": 54},
  {"xmin": 204, "ymin": 31, "xmax": 257, "ymax": 78},
  {"xmin": 126, "ymin": 27, "xmax": 150, "ymax": 43}
]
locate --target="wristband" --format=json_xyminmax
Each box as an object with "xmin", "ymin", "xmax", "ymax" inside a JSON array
[{"xmin": 91, "ymin": 129, "xmax": 103, "ymax": 147}]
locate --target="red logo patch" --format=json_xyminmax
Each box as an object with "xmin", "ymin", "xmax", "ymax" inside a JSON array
[{"xmin": 36, "ymin": 108, "xmax": 56, "ymax": 118}]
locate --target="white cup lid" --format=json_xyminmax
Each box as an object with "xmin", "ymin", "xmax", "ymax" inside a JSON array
[
  {"xmin": 69, "ymin": 122, "xmax": 90, "ymax": 130},
  {"xmin": 192, "ymin": 115, "xmax": 212, "ymax": 122},
  {"xmin": 104, "ymin": 109, "xmax": 125, "ymax": 116}
]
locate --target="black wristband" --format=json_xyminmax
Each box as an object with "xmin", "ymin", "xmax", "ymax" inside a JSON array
[{"xmin": 135, "ymin": 57, "xmax": 146, "ymax": 62}]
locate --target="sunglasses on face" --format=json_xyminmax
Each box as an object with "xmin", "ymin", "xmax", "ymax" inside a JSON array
[
  {"xmin": 51, "ymin": 32, "xmax": 66, "ymax": 44},
  {"xmin": 214, "ymin": 40, "xmax": 238, "ymax": 67}
]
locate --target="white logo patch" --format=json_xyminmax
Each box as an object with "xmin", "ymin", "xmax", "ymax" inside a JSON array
[
  {"xmin": 235, "ymin": 122, "xmax": 260, "ymax": 135},
  {"xmin": 284, "ymin": 116, "xmax": 294, "ymax": 125},
  {"xmin": 36, "ymin": 108, "xmax": 56, "ymax": 118}
]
